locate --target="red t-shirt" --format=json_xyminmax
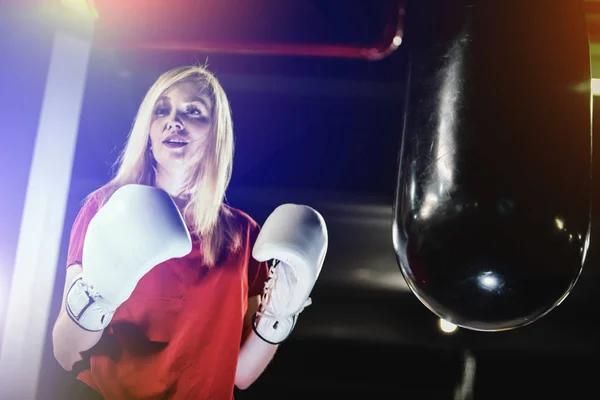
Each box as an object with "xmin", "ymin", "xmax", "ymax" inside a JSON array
[{"xmin": 65, "ymin": 190, "xmax": 270, "ymax": 399}]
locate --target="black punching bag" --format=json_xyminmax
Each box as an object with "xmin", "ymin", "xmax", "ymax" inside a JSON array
[{"xmin": 393, "ymin": 0, "xmax": 592, "ymax": 331}]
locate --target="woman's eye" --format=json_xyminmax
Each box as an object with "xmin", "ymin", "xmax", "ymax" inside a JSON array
[
  {"xmin": 185, "ymin": 107, "xmax": 202, "ymax": 116},
  {"xmin": 154, "ymin": 107, "xmax": 169, "ymax": 116}
]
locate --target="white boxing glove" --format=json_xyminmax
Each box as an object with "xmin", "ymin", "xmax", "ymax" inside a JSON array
[
  {"xmin": 65, "ymin": 184, "xmax": 192, "ymax": 331},
  {"xmin": 252, "ymin": 203, "xmax": 328, "ymax": 344}
]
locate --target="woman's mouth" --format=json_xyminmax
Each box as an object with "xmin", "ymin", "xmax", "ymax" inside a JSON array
[{"xmin": 163, "ymin": 138, "xmax": 188, "ymax": 149}]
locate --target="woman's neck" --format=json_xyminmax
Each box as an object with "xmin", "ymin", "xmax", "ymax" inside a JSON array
[{"xmin": 154, "ymin": 165, "xmax": 190, "ymax": 205}]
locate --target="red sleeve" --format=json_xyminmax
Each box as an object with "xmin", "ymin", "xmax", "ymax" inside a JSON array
[
  {"xmin": 247, "ymin": 221, "xmax": 270, "ymax": 298},
  {"xmin": 66, "ymin": 192, "xmax": 102, "ymax": 269}
]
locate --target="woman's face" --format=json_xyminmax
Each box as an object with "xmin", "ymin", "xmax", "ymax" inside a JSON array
[{"xmin": 149, "ymin": 80, "xmax": 214, "ymax": 174}]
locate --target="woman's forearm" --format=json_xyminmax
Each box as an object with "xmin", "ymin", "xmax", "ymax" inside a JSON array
[
  {"xmin": 52, "ymin": 311, "xmax": 103, "ymax": 371},
  {"xmin": 235, "ymin": 329, "xmax": 278, "ymax": 390},
  {"xmin": 52, "ymin": 264, "xmax": 103, "ymax": 371}
]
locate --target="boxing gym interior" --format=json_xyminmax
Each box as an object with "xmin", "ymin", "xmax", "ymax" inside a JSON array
[{"xmin": 2, "ymin": 0, "xmax": 600, "ymax": 398}]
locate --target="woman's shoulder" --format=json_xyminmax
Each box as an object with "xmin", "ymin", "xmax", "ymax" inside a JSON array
[
  {"xmin": 221, "ymin": 204, "xmax": 261, "ymax": 232},
  {"xmin": 81, "ymin": 185, "xmax": 114, "ymax": 209}
]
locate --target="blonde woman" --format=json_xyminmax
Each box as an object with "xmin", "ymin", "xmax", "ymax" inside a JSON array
[{"xmin": 52, "ymin": 65, "xmax": 288, "ymax": 399}]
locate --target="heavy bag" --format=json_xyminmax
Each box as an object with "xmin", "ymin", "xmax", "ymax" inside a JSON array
[{"xmin": 393, "ymin": 0, "xmax": 592, "ymax": 331}]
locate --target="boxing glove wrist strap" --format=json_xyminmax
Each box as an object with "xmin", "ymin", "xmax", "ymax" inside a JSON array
[
  {"xmin": 251, "ymin": 261, "xmax": 312, "ymax": 345},
  {"xmin": 65, "ymin": 274, "xmax": 116, "ymax": 332},
  {"xmin": 252, "ymin": 310, "xmax": 300, "ymax": 345}
]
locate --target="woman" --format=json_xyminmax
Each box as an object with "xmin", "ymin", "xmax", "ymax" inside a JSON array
[{"xmin": 52, "ymin": 65, "xmax": 278, "ymax": 399}]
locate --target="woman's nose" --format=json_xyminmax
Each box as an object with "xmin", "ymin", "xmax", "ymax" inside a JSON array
[
  {"xmin": 166, "ymin": 113, "xmax": 183, "ymax": 131},
  {"xmin": 167, "ymin": 121, "xmax": 183, "ymax": 131}
]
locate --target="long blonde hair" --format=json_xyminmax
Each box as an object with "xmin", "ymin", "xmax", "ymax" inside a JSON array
[{"xmin": 92, "ymin": 65, "xmax": 241, "ymax": 266}]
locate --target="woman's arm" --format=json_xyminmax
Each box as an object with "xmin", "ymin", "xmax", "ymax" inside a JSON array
[
  {"xmin": 52, "ymin": 264, "xmax": 104, "ymax": 371},
  {"xmin": 235, "ymin": 295, "xmax": 279, "ymax": 390}
]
